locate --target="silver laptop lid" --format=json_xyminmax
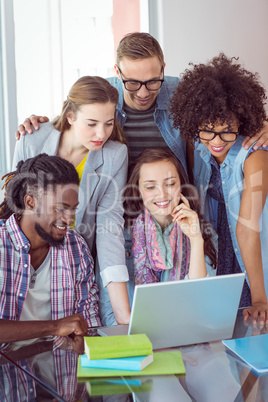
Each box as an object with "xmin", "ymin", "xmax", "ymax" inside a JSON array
[{"xmin": 128, "ymin": 273, "xmax": 245, "ymax": 349}]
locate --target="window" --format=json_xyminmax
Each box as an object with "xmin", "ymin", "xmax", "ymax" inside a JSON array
[
  {"xmin": 0, "ymin": 0, "xmax": 17, "ymax": 185},
  {"xmin": 0, "ymin": 0, "xmax": 148, "ymax": 193},
  {"xmin": 13, "ymin": 0, "xmax": 149, "ymax": 122}
]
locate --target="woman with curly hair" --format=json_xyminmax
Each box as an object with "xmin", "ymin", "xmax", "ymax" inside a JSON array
[{"xmin": 169, "ymin": 53, "xmax": 268, "ymax": 325}]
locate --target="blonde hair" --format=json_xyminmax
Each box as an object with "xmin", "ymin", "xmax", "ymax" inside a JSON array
[
  {"xmin": 116, "ymin": 32, "xmax": 164, "ymax": 66},
  {"xmin": 53, "ymin": 76, "xmax": 125, "ymax": 143}
]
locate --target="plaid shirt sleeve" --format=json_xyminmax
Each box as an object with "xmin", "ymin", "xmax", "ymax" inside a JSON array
[
  {"xmin": 0, "ymin": 216, "xmax": 101, "ymax": 330},
  {"xmin": 64, "ymin": 230, "xmax": 101, "ymax": 328}
]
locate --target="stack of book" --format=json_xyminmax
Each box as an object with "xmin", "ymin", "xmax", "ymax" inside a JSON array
[
  {"xmin": 81, "ymin": 333, "xmax": 153, "ymax": 372},
  {"xmin": 77, "ymin": 333, "xmax": 185, "ymax": 379}
]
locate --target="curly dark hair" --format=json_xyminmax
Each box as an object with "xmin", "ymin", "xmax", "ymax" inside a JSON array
[{"xmin": 169, "ymin": 53, "xmax": 267, "ymax": 142}]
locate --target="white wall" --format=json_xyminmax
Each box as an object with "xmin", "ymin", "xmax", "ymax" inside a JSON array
[{"xmin": 150, "ymin": 0, "xmax": 268, "ymax": 109}]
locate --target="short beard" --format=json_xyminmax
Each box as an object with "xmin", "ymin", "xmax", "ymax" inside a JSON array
[{"xmin": 35, "ymin": 223, "xmax": 65, "ymax": 247}]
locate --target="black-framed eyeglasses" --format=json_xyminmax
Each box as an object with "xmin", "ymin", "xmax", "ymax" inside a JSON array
[
  {"xmin": 117, "ymin": 66, "xmax": 164, "ymax": 92},
  {"xmin": 197, "ymin": 129, "xmax": 239, "ymax": 143}
]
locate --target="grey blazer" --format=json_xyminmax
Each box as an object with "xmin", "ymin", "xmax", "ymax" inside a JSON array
[{"xmin": 13, "ymin": 122, "xmax": 129, "ymax": 287}]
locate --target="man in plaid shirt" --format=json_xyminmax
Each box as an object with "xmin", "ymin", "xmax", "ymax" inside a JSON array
[{"xmin": 0, "ymin": 154, "xmax": 100, "ymax": 344}]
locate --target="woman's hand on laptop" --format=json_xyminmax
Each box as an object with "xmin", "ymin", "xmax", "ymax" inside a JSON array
[{"xmin": 243, "ymin": 301, "xmax": 268, "ymax": 326}]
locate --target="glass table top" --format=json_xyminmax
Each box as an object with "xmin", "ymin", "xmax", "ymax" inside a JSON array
[{"xmin": 0, "ymin": 309, "xmax": 267, "ymax": 401}]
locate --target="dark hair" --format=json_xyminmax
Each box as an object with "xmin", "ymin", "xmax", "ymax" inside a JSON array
[
  {"xmin": 169, "ymin": 53, "xmax": 267, "ymax": 142},
  {"xmin": 0, "ymin": 154, "xmax": 79, "ymax": 220},
  {"xmin": 123, "ymin": 148, "xmax": 217, "ymax": 269},
  {"xmin": 53, "ymin": 75, "xmax": 125, "ymax": 144},
  {"xmin": 116, "ymin": 32, "xmax": 164, "ymax": 66}
]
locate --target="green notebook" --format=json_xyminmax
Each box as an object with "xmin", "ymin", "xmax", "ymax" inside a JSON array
[
  {"xmin": 84, "ymin": 334, "xmax": 152, "ymax": 360},
  {"xmin": 77, "ymin": 351, "xmax": 185, "ymax": 378}
]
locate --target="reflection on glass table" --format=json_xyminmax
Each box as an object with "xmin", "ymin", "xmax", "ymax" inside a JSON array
[
  {"xmin": 0, "ymin": 336, "xmax": 86, "ymax": 402},
  {"xmin": 0, "ymin": 309, "xmax": 267, "ymax": 402}
]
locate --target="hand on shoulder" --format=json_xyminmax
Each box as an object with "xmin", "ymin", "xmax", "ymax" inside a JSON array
[
  {"xmin": 15, "ymin": 115, "xmax": 49, "ymax": 140},
  {"xmin": 242, "ymin": 119, "xmax": 268, "ymax": 150}
]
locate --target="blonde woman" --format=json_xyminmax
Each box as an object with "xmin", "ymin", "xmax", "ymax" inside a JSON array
[{"xmin": 13, "ymin": 76, "xmax": 130, "ymax": 326}]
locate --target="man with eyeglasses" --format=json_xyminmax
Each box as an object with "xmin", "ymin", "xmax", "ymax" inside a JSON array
[{"xmin": 108, "ymin": 32, "xmax": 187, "ymax": 175}]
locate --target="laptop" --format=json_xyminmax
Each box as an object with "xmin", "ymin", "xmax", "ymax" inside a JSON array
[{"xmin": 97, "ymin": 273, "xmax": 245, "ymax": 349}]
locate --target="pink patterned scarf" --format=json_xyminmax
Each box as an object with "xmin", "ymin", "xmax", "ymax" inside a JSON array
[{"xmin": 132, "ymin": 208, "xmax": 190, "ymax": 285}]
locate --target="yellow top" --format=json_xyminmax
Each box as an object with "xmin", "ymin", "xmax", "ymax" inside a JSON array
[
  {"xmin": 70, "ymin": 154, "xmax": 88, "ymax": 229},
  {"xmin": 76, "ymin": 154, "xmax": 88, "ymax": 182}
]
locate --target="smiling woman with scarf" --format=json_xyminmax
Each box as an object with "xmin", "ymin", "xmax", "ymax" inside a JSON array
[{"xmin": 124, "ymin": 148, "xmax": 217, "ymax": 284}]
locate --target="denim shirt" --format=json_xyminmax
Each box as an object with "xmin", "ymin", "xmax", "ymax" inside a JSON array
[
  {"xmin": 193, "ymin": 136, "xmax": 268, "ymax": 292},
  {"xmin": 106, "ymin": 76, "xmax": 187, "ymax": 174}
]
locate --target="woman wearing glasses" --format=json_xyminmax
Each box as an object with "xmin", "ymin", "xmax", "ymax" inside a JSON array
[{"xmin": 170, "ymin": 53, "xmax": 268, "ymax": 325}]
